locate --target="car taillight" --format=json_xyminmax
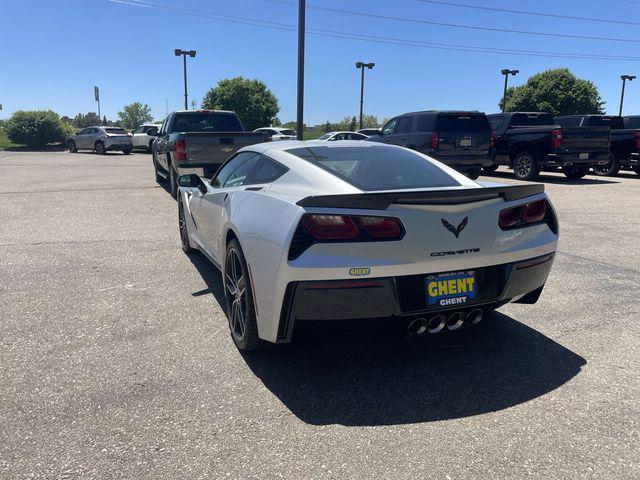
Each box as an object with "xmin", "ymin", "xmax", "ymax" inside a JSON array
[
  {"xmin": 490, "ymin": 131, "xmax": 496, "ymax": 148},
  {"xmin": 634, "ymin": 131, "xmax": 640, "ymax": 150},
  {"xmin": 551, "ymin": 128, "xmax": 562, "ymax": 149},
  {"xmin": 430, "ymin": 132, "xmax": 439, "ymax": 149},
  {"xmin": 174, "ymin": 139, "xmax": 186, "ymax": 161},
  {"xmin": 499, "ymin": 200, "xmax": 549, "ymax": 230},
  {"xmin": 358, "ymin": 216, "xmax": 404, "ymax": 238},
  {"xmin": 300, "ymin": 214, "xmax": 404, "ymax": 241}
]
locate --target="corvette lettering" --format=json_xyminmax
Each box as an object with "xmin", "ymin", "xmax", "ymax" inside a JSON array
[{"xmin": 430, "ymin": 248, "xmax": 480, "ymax": 257}]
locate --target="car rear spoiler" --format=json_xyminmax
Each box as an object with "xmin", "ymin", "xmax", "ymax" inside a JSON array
[{"xmin": 297, "ymin": 184, "xmax": 544, "ymax": 209}]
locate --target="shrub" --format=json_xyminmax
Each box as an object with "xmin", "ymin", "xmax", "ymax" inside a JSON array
[
  {"xmin": 5, "ymin": 110, "xmax": 67, "ymax": 148},
  {"xmin": 60, "ymin": 122, "xmax": 76, "ymax": 140}
]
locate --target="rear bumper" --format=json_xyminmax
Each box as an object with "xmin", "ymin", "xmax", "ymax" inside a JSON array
[
  {"xmin": 428, "ymin": 151, "xmax": 494, "ymax": 168},
  {"xmin": 544, "ymin": 152, "xmax": 609, "ymax": 167},
  {"xmin": 105, "ymin": 143, "xmax": 132, "ymax": 150},
  {"xmin": 277, "ymin": 253, "xmax": 554, "ymax": 340}
]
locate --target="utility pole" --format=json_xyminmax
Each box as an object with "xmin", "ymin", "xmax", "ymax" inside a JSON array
[
  {"xmin": 500, "ymin": 69, "xmax": 519, "ymax": 112},
  {"xmin": 355, "ymin": 62, "xmax": 375, "ymax": 130},
  {"xmin": 174, "ymin": 49, "xmax": 197, "ymax": 110},
  {"xmin": 619, "ymin": 75, "xmax": 636, "ymax": 116},
  {"xmin": 296, "ymin": 0, "xmax": 305, "ymax": 140},
  {"xmin": 94, "ymin": 86, "xmax": 101, "ymax": 123}
]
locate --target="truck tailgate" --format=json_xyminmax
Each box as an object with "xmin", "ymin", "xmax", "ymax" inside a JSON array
[
  {"xmin": 184, "ymin": 132, "xmax": 267, "ymax": 165},
  {"xmin": 561, "ymin": 126, "xmax": 610, "ymax": 152}
]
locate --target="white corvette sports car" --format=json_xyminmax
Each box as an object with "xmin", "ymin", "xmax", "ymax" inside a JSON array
[{"xmin": 177, "ymin": 141, "xmax": 558, "ymax": 351}]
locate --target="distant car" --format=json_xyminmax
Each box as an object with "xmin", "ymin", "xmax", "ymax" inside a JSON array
[
  {"xmin": 358, "ymin": 128, "xmax": 382, "ymax": 136},
  {"xmin": 68, "ymin": 126, "xmax": 133, "ymax": 155},
  {"xmin": 317, "ymin": 131, "xmax": 368, "ymax": 141},
  {"xmin": 132, "ymin": 123, "xmax": 162, "ymax": 151},
  {"xmin": 254, "ymin": 127, "xmax": 297, "ymax": 141}
]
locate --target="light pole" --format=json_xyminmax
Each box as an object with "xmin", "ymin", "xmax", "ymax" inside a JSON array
[
  {"xmin": 501, "ymin": 69, "xmax": 519, "ymax": 112},
  {"xmin": 174, "ymin": 49, "xmax": 196, "ymax": 110},
  {"xmin": 619, "ymin": 74, "xmax": 636, "ymax": 116},
  {"xmin": 296, "ymin": 0, "xmax": 305, "ymax": 140},
  {"xmin": 355, "ymin": 62, "xmax": 375, "ymax": 130}
]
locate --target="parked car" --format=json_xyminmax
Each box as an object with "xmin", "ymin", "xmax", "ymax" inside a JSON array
[
  {"xmin": 486, "ymin": 112, "xmax": 611, "ymax": 180},
  {"xmin": 553, "ymin": 115, "xmax": 640, "ymax": 177},
  {"xmin": 68, "ymin": 126, "xmax": 133, "ymax": 155},
  {"xmin": 149, "ymin": 110, "xmax": 269, "ymax": 198},
  {"xmin": 254, "ymin": 127, "xmax": 296, "ymax": 141},
  {"xmin": 176, "ymin": 141, "xmax": 558, "ymax": 351},
  {"xmin": 358, "ymin": 128, "xmax": 382, "ymax": 136},
  {"xmin": 316, "ymin": 131, "xmax": 368, "ymax": 141},
  {"xmin": 368, "ymin": 111, "xmax": 494, "ymax": 180},
  {"xmin": 132, "ymin": 123, "xmax": 162, "ymax": 151}
]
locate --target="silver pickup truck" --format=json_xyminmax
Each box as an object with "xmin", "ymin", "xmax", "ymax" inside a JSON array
[{"xmin": 150, "ymin": 110, "xmax": 269, "ymax": 198}]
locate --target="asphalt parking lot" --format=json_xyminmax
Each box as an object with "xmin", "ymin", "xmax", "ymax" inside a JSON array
[{"xmin": 1, "ymin": 151, "xmax": 639, "ymax": 479}]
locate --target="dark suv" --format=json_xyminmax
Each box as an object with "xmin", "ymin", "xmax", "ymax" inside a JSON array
[{"xmin": 368, "ymin": 111, "xmax": 494, "ymax": 179}]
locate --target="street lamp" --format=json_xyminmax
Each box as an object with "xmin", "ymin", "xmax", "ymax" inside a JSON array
[
  {"xmin": 619, "ymin": 74, "xmax": 636, "ymax": 116},
  {"xmin": 296, "ymin": 0, "xmax": 305, "ymax": 140},
  {"xmin": 501, "ymin": 69, "xmax": 519, "ymax": 112},
  {"xmin": 355, "ymin": 62, "xmax": 375, "ymax": 130},
  {"xmin": 175, "ymin": 49, "xmax": 197, "ymax": 110}
]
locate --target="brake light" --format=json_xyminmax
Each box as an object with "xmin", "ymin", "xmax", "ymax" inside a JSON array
[
  {"xmin": 499, "ymin": 200, "xmax": 549, "ymax": 230},
  {"xmin": 174, "ymin": 139, "xmax": 186, "ymax": 161},
  {"xmin": 490, "ymin": 131, "xmax": 496, "ymax": 148},
  {"xmin": 358, "ymin": 216, "xmax": 403, "ymax": 238},
  {"xmin": 551, "ymin": 128, "xmax": 562, "ymax": 149},
  {"xmin": 430, "ymin": 132, "xmax": 439, "ymax": 149},
  {"xmin": 634, "ymin": 131, "xmax": 640, "ymax": 150},
  {"xmin": 300, "ymin": 214, "xmax": 404, "ymax": 241}
]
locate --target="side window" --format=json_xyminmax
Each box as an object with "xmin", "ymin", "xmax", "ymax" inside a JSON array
[
  {"xmin": 382, "ymin": 118, "xmax": 398, "ymax": 135},
  {"xmin": 396, "ymin": 116, "xmax": 414, "ymax": 134},
  {"xmin": 133, "ymin": 127, "xmax": 144, "ymax": 134},
  {"xmin": 211, "ymin": 152, "xmax": 258, "ymax": 188},
  {"xmin": 488, "ymin": 115, "xmax": 506, "ymax": 132},
  {"xmin": 246, "ymin": 155, "xmax": 288, "ymax": 185},
  {"xmin": 416, "ymin": 115, "xmax": 433, "ymax": 133},
  {"xmin": 223, "ymin": 155, "xmax": 261, "ymax": 188},
  {"xmin": 78, "ymin": 128, "xmax": 89, "ymax": 135},
  {"xmin": 160, "ymin": 115, "xmax": 171, "ymax": 135}
]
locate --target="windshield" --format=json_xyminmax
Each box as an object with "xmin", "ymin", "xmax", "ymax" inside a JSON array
[
  {"xmin": 171, "ymin": 112, "xmax": 243, "ymax": 133},
  {"xmin": 287, "ymin": 145, "xmax": 460, "ymax": 191},
  {"xmin": 105, "ymin": 128, "xmax": 128, "ymax": 134},
  {"xmin": 437, "ymin": 114, "xmax": 490, "ymax": 133},
  {"xmin": 317, "ymin": 133, "xmax": 332, "ymax": 140},
  {"xmin": 510, "ymin": 113, "xmax": 555, "ymax": 127},
  {"xmin": 586, "ymin": 116, "xmax": 625, "ymax": 129},
  {"xmin": 624, "ymin": 117, "xmax": 640, "ymax": 129}
]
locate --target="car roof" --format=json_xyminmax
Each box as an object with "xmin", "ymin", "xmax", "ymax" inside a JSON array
[
  {"xmin": 171, "ymin": 109, "xmax": 235, "ymax": 114},
  {"xmin": 400, "ymin": 110, "xmax": 483, "ymax": 116}
]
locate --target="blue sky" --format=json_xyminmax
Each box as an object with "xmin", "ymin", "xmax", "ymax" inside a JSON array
[{"xmin": 2, "ymin": 0, "xmax": 639, "ymax": 125}]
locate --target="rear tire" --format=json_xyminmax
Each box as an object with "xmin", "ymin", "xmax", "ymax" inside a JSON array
[
  {"xmin": 148, "ymin": 140, "xmax": 154, "ymax": 152},
  {"xmin": 482, "ymin": 164, "xmax": 499, "ymax": 173},
  {"xmin": 563, "ymin": 165, "xmax": 589, "ymax": 179},
  {"xmin": 592, "ymin": 156, "xmax": 620, "ymax": 176},
  {"xmin": 169, "ymin": 165, "xmax": 178, "ymax": 199},
  {"xmin": 224, "ymin": 239, "xmax": 266, "ymax": 352},
  {"xmin": 512, "ymin": 151, "xmax": 540, "ymax": 181},
  {"xmin": 153, "ymin": 153, "xmax": 164, "ymax": 184},
  {"xmin": 122, "ymin": 147, "xmax": 132, "ymax": 155},
  {"xmin": 95, "ymin": 141, "xmax": 106, "ymax": 155},
  {"xmin": 465, "ymin": 167, "xmax": 481, "ymax": 180},
  {"xmin": 68, "ymin": 140, "xmax": 77, "ymax": 153}
]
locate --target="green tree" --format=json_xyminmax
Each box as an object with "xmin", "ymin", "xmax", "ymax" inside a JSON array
[
  {"xmin": 502, "ymin": 68, "xmax": 605, "ymax": 115},
  {"xmin": 118, "ymin": 102, "xmax": 152, "ymax": 130},
  {"xmin": 202, "ymin": 77, "xmax": 279, "ymax": 131},
  {"xmin": 72, "ymin": 112, "xmax": 101, "ymax": 128},
  {"xmin": 322, "ymin": 121, "xmax": 332, "ymax": 133},
  {"xmin": 349, "ymin": 116, "xmax": 357, "ymax": 131},
  {"xmin": 361, "ymin": 114, "xmax": 379, "ymax": 128},
  {"xmin": 5, "ymin": 110, "xmax": 67, "ymax": 148},
  {"xmin": 272, "ymin": 117, "xmax": 282, "ymax": 127}
]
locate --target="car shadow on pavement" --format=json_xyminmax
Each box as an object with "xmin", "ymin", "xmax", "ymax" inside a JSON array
[
  {"xmin": 241, "ymin": 313, "xmax": 586, "ymax": 426},
  {"xmin": 187, "ymin": 252, "xmax": 226, "ymax": 307},
  {"xmin": 484, "ymin": 170, "xmax": 619, "ymax": 185}
]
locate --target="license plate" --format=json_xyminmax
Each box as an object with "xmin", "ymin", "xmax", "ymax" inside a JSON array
[
  {"xmin": 460, "ymin": 138, "xmax": 472, "ymax": 147},
  {"xmin": 579, "ymin": 153, "xmax": 589, "ymax": 160},
  {"xmin": 426, "ymin": 271, "xmax": 477, "ymax": 307}
]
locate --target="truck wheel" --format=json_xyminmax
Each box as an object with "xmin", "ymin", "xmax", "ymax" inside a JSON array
[
  {"xmin": 224, "ymin": 238, "xmax": 267, "ymax": 352},
  {"xmin": 634, "ymin": 166, "xmax": 640, "ymax": 176},
  {"xmin": 482, "ymin": 164, "xmax": 499, "ymax": 173},
  {"xmin": 68, "ymin": 140, "xmax": 77, "ymax": 153},
  {"xmin": 169, "ymin": 165, "xmax": 178, "ymax": 199},
  {"xmin": 512, "ymin": 151, "xmax": 540, "ymax": 181},
  {"xmin": 563, "ymin": 165, "xmax": 589, "ymax": 179},
  {"xmin": 148, "ymin": 140, "xmax": 154, "ymax": 152},
  {"xmin": 122, "ymin": 147, "xmax": 132, "ymax": 155},
  {"xmin": 153, "ymin": 154, "xmax": 164, "ymax": 184},
  {"xmin": 94, "ymin": 141, "xmax": 106, "ymax": 155},
  {"xmin": 592, "ymin": 156, "xmax": 620, "ymax": 177},
  {"xmin": 465, "ymin": 167, "xmax": 481, "ymax": 180}
]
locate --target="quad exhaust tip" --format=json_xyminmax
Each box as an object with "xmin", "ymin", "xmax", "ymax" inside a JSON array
[
  {"xmin": 427, "ymin": 314, "xmax": 446, "ymax": 334},
  {"xmin": 407, "ymin": 309, "xmax": 483, "ymax": 336},
  {"xmin": 446, "ymin": 312, "xmax": 465, "ymax": 331},
  {"xmin": 465, "ymin": 309, "xmax": 483, "ymax": 326},
  {"xmin": 407, "ymin": 318, "xmax": 428, "ymax": 336}
]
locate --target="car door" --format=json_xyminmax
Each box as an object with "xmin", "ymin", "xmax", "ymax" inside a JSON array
[
  {"xmin": 391, "ymin": 116, "xmax": 414, "ymax": 148},
  {"xmin": 86, "ymin": 128, "xmax": 101, "ymax": 149},
  {"xmin": 132, "ymin": 126, "xmax": 144, "ymax": 148},
  {"xmin": 156, "ymin": 115, "xmax": 171, "ymax": 170},
  {"xmin": 378, "ymin": 118, "xmax": 399, "ymax": 144},
  {"xmin": 75, "ymin": 128, "xmax": 89, "ymax": 149},
  {"xmin": 190, "ymin": 152, "xmax": 261, "ymax": 262}
]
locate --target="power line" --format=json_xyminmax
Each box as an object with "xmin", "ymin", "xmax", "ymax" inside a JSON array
[
  {"xmin": 107, "ymin": 0, "xmax": 640, "ymax": 61},
  {"xmin": 412, "ymin": 0, "xmax": 640, "ymax": 27},
  {"xmin": 263, "ymin": 0, "xmax": 640, "ymax": 44}
]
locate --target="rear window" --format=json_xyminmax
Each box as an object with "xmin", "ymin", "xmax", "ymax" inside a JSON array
[
  {"xmin": 286, "ymin": 145, "xmax": 460, "ymax": 192},
  {"xmin": 437, "ymin": 114, "xmax": 490, "ymax": 133},
  {"xmin": 624, "ymin": 117, "xmax": 640, "ymax": 129},
  {"xmin": 105, "ymin": 128, "xmax": 127, "ymax": 134},
  {"xmin": 510, "ymin": 113, "xmax": 555, "ymax": 127},
  {"xmin": 280, "ymin": 129, "xmax": 296, "ymax": 136},
  {"xmin": 584, "ymin": 116, "xmax": 624, "ymax": 129},
  {"xmin": 171, "ymin": 113, "xmax": 243, "ymax": 133}
]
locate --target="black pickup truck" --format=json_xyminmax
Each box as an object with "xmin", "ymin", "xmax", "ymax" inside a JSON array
[
  {"xmin": 554, "ymin": 115, "xmax": 640, "ymax": 176},
  {"xmin": 487, "ymin": 112, "xmax": 611, "ymax": 180},
  {"xmin": 150, "ymin": 110, "xmax": 269, "ymax": 198},
  {"xmin": 368, "ymin": 110, "xmax": 494, "ymax": 179}
]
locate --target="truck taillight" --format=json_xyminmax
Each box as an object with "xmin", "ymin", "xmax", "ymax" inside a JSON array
[
  {"xmin": 634, "ymin": 131, "xmax": 640, "ymax": 150},
  {"xmin": 551, "ymin": 128, "xmax": 562, "ymax": 149},
  {"xmin": 430, "ymin": 132, "xmax": 439, "ymax": 149},
  {"xmin": 174, "ymin": 139, "xmax": 186, "ymax": 161}
]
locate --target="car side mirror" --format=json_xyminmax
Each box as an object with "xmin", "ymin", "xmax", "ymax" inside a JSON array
[
  {"xmin": 178, "ymin": 174, "xmax": 207, "ymax": 194},
  {"xmin": 147, "ymin": 127, "xmax": 158, "ymax": 136}
]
